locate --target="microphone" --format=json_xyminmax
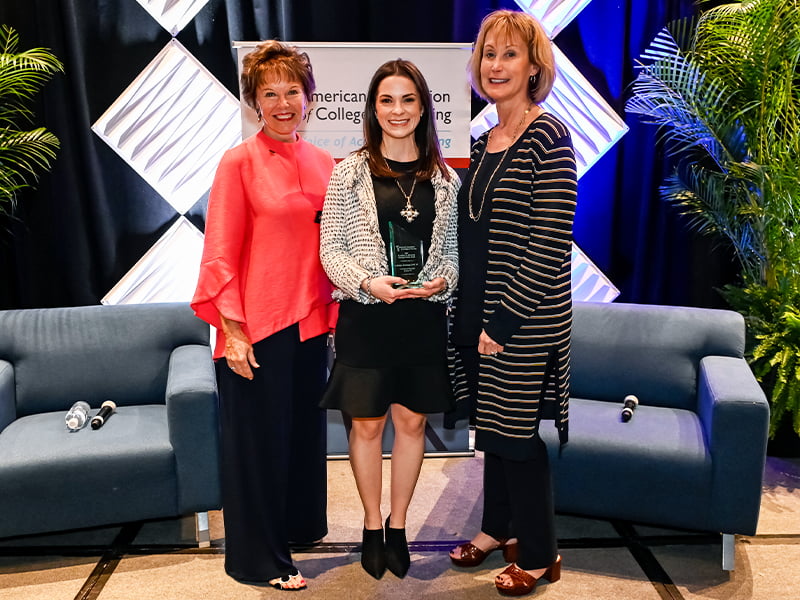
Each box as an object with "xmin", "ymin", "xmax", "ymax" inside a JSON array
[
  {"xmin": 621, "ymin": 395, "xmax": 638, "ymax": 422},
  {"xmin": 91, "ymin": 400, "xmax": 117, "ymax": 430}
]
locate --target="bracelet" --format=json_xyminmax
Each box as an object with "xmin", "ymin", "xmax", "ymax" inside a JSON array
[{"xmin": 366, "ymin": 277, "xmax": 374, "ymax": 298}]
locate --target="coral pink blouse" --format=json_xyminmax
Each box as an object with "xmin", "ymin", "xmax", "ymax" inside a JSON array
[{"xmin": 192, "ymin": 131, "xmax": 337, "ymax": 359}]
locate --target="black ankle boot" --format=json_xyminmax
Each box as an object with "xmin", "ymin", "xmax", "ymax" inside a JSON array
[
  {"xmin": 384, "ymin": 516, "xmax": 410, "ymax": 578},
  {"xmin": 361, "ymin": 527, "xmax": 386, "ymax": 579}
]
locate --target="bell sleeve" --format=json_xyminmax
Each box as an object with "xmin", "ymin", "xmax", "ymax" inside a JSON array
[{"xmin": 191, "ymin": 149, "xmax": 249, "ymax": 330}]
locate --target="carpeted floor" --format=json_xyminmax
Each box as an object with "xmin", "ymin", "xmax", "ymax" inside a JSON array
[{"xmin": 1, "ymin": 451, "xmax": 798, "ymax": 600}]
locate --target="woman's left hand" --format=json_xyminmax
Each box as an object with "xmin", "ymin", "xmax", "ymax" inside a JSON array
[
  {"xmin": 220, "ymin": 315, "xmax": 259, "ymax": 380},
  {"xmin": 402, "ymin": 277, "xmax": 448, "ymax": 298},
  {"xmin": 478, "ymin": 329, "xmax": 504, "ymax": 356}
]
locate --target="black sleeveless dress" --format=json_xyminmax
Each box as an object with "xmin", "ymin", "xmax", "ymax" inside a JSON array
[{"xmin": 320, "ymin": 159, "xmax": 454, "ymax": 417}]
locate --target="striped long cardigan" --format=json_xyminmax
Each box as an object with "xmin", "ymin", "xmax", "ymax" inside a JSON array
[{"xmin": 457, "ymin": 113, "xmax": 577, "ymax": 457}]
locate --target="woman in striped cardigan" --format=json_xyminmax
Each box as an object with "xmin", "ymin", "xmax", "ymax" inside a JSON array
[{"xmin": 448, "ymin": 10, "xmax": 577, "ymax": 597}]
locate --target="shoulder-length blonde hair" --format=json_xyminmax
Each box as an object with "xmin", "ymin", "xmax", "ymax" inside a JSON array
[
  {"xmin": 240, "ymin": 40, "xmax": 315, "ymax": 109},
  {"xmin": 468, "ymin": 10, "xmax": 555, "ymax": 104}
]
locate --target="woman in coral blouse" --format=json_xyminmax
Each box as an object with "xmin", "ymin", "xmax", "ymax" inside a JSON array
[{"xmin": 191, "ymin": 40, "xmax": 336, "ymax": 591}]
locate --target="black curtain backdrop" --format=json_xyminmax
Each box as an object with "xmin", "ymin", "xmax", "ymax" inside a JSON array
[{"xmin": 0, "ymin": 0, "xmax": 737, "ymax": 310}]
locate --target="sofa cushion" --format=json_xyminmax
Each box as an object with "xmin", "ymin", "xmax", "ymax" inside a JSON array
[
  {"xmin": 0, "ymin": 405, "xmax": 178, "ymax": 537},
  {"xmin": 570, "ymin": 302, "xmax": 745, "ymax": 411},
  {"xmin": 540, "ymin": 397, "xmax": 713, "ymax": 531},
  {"xmin": 0, "ymin": 303, "xmax": 209, "ymax": 417}
]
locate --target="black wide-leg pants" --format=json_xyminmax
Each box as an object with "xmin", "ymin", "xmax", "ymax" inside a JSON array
[
  {"xmin": 216, "ymin": 324, "xmax": 328, "ymax": 583},
  {"xmin": 456, "ymin": 345, "xmax": 558, "ymax": 570},
  {"xmin": 481, "ymin": 445, "xmax": 558, "ymax": 570}
]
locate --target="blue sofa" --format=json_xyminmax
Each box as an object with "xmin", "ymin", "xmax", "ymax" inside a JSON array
[
  {"xmin": 539, "ymin": 301, "xmax": 770, "ymax": 569},
  {"xmin": 0, "ymin": 303, "xmax": 221, "ymax": 543}
]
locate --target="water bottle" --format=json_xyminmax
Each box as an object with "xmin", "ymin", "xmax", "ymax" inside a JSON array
[{"xmin": 65, "ymin": 401, "xmax": 91, "ymax": 431}]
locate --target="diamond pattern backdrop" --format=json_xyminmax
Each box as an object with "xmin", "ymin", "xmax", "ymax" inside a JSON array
[{"xmin": 94, "ymin": 0, "xmax": 621, "ymax": 305}]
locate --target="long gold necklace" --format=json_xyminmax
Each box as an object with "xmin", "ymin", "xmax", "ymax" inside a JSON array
[
  {"xmin": 468, "ymin": 104, "xmax": 532, "ymax": 222},
  {"xmin": 384, "ymin": 158, "xmax": 420, "ymax": 223}
]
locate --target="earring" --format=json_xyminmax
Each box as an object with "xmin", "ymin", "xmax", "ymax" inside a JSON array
[
  {"xmin": 256, "ymin": 107, "xmax": 263, "ymax": 122},
  {"xmin": 528, "ymin": 73, "xmax": 539, "ymax": 96}
]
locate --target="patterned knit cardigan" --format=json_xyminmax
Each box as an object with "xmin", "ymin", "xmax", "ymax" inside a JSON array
[
  {"xmin": 320, "ymin": 150, "xmax": 461, "ymax": 304},
  {"xmin": 461, "ymin": 113, "xmax": 577, "ymax": 456}
]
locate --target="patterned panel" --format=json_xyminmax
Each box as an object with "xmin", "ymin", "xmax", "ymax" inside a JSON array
[
  {"xmin": 546, "ymin": 47, "xmax": 628, "ymax": 175},
  {"xmin": 515, "ymin": 0, "xmax": 593, "ymax": 37},
  {"xmin": 572, "ymin": 245, "xmax": 619, "ymax": 302},
  {"xmin": 135, "ymin": 0, "xmax": 211, "ymax": 36},
  {"xmin": 92, "ymin": 39, "xmax": 242, "ymax": 215},
  {"xmin": 101, "ymin": 217, "xmax": 205, "ymax": 305}
]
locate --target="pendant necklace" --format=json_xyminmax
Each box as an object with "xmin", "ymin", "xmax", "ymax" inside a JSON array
[
  {"xmin": 384, "ymin": 158, "xmax": 419, "ymax": 223},
  {"xmin": 468, "ymin": 103, "xmax": 533, "ymax": 222}
]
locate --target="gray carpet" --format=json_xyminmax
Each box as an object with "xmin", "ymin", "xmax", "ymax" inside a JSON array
[{"xmin": 1, "ymin": 453, "xmax": 798, "ymax": 600}]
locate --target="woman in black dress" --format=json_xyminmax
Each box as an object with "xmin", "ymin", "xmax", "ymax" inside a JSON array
[{"xmin": 319, "ymin": 59, "xmax": 459, "ymax": 580}]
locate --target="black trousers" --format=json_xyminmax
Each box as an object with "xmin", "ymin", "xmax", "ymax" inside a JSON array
[
  {"xmin": 217, "ymin": 324, "xmax": 328, "ymax": 583},
  {"xmin": 457, "ymin": 345, "xmax": 558, "ymax": 570},
  {"xmin": 481, "ymin": 445, "xmax": 558, "ymax": 570}
]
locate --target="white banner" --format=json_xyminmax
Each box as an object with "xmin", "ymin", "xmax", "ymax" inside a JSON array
[{"xmin": 234, "ymin": 42, "xmax": 473, "ymax": 167}]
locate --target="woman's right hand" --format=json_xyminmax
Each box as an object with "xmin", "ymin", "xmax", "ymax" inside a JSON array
[
  {"xmin": 220, "ymin": 315, "xmax": 259, "ymax": 380},
  {"xmin": 363, "ymin": 275, "xmax": 418, "ymax": 304}
]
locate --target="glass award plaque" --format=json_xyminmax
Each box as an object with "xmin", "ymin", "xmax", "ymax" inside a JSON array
[{"xmin": 388, "ymin": 221, "xmax": 425, "ymax": 288}]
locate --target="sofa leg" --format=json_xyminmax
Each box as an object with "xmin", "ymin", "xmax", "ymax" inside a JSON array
[
  {"xmin": 722, "ymin": 533, "xmax": 735, "ymax": 570},
  {"xmin": 195, "ymin": 511, "xmax": 211, "ymax": 548}
]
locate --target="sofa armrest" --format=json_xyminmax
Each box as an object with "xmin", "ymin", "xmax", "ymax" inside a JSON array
[
  {"xmin": 697, "ymin": 355, "xmax": 769, "ymax": 534},
  {"xmin": 0, "ymin": 360, "xmax": 14, "ymax": 434},
  {"xmin": 166, "ymin": 344, "xmax": 221, "ymax": 512}
]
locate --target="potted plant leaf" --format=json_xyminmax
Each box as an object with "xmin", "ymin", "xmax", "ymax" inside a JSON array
[
  {"xmin": 625, "ymin": 0, "xmax": 800, "ymax": 448},
  {"xmin": 0, "ymin": 24, "xmax": 63, "ymax": 219}
]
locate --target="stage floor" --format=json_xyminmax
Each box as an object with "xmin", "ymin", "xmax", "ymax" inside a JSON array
[{"xmin": 1, "ymin": 452, "xmax": 798, "ymax": 600}]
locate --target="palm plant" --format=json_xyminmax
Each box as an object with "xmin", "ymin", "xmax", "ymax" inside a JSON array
[
  {"xmin": 625, "ymin": 0, "xmax": 800, "ymax": 437},
  {"xmin": 0, "ymin": 24, "xmax": 63, "ymax": 218}
]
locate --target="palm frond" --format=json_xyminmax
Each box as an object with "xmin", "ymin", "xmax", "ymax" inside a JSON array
[
  {"xmin": 0, "ymin": 25, "xmax": 63, "ymax": 111},
  {"xmin": 660, "ymin": 161, "xmax": 766, "ymax": 281},
  {"xmin": 0, "ymin": 127, "xmax": 60, "ymax": 174},
  {"xmin": 0, "ymin": 26, "xmax": 62, "ymax": 217},
  {"xmin": 641, "ymin": 25, "xmax": 683, "ymax": 61},
  {"xmin": 664, "ymin": 16, "xmax": 699, "ymax": 53},
  {"xmin": 626, "ymin": 29, "xmax": 749, "ymax": 169},
  {"xmin": 696, "ymin": 1, "xmax": 800, "ymax": 164},
  {"xmin": 626, "ymin": 0, "xmax": 800, "ymax": 291}
]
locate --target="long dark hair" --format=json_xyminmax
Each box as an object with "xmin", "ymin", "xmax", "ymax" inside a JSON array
[{"xmin": 361, "ymin": 59, "xmax": 451, "ymax": 181}]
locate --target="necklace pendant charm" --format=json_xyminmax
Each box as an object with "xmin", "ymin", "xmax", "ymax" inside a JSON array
[{"xmin": 401, "ymin": 201, "xmax": 419, "ymax": 223}]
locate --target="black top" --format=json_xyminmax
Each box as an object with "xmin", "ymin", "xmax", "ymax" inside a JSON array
[
  {"xmin": 321, "ymin": 158, "xmax": 452, "ymax": 418},
  {"xmin": 452, "ymin": 148, "xmax": 506, "ymax": 346},
  {"xmin": 372, "ymin": 159, "xmax": 436, "ymax": 261}
]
